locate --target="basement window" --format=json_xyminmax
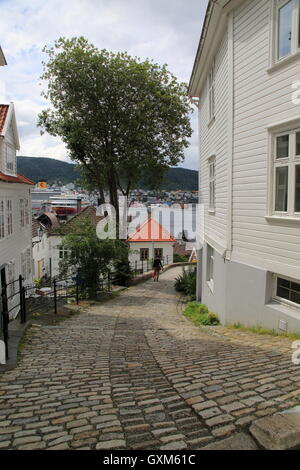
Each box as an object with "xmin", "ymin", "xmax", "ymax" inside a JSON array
[{"xmin": 274, "ymin": 274, "xmax": 300, "ymax": 308}]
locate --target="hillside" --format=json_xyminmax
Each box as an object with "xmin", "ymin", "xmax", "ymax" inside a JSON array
[{"xmin": 17, "ymin": 156, "xmax": 198, "ymax": 191}]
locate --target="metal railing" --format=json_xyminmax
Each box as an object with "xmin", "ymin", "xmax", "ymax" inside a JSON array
[{"xmin": 130, "ymin": 255, "xmax": 171, "ymax": 276}]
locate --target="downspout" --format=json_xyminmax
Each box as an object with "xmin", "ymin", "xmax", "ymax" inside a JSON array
[{"xmin": 225, "ymin": 11, "xmax": 234, "ymax": 261}]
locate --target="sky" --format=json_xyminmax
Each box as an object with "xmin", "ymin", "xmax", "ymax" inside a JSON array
[{"xmin": 0, "ymin": 0, "xmax": 209, "ymax": 170}]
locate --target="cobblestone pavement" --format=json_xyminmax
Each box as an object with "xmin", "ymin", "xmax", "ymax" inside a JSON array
[{"xmin": 0, "ymin": 267, "xmax": 299, "ymax": 450}]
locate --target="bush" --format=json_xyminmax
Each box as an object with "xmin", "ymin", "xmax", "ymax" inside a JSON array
[
  {"xmin": 183, "ymin": 302, "xmax": 220, "ymax": 326},
  {"xmin": 174, "ymin": 253, "xmax": 189, "ymax": 263},
  {"xmin": 174, "ymin": 267, "xmax": 196, "ymax": 300}
]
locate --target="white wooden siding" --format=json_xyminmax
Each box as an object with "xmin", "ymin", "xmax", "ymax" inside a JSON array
[
  {"xmin": 232, "ymin": 0, "xmax": 300, "ymax": 277},
  {"xmin": 199, "ymin": 28, "xmax": 229, "ymax": 252}
]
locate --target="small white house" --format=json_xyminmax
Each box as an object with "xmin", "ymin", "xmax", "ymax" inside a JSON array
[
  {"xmin": 0, "ymin": 102, "xmax": 34, "ymax": 318},
  {"xmin": 128, "ymin": 217, "xmax": 174, "ymax": 270},
  {"xmin": 32, "ymin": 212, "xmax": 59, "ymax": 280},
  {"xmin": 46, "ymin": 206, "xmax": 102, "ymax": 278},
  {"xmin": 189, "ymin": 0, "xmax": 300, "ymax": 332}
]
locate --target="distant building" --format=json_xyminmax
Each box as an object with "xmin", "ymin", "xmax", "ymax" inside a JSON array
[
  {"xmin": 128, "ymin": 217, "xmax": 174, "ymax": 269},
  {"xmin": 41, "ymin": 206, "xmax": 102, "ymax": 278}
]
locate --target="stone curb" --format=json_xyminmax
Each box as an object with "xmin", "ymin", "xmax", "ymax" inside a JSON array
[
  {"xmin": 0, "ymin": 319, "xmax": 30, "ymax": 372},
  {"xmin": 250, "ymin": 406, "xmax": 300, "ymax": 450}
]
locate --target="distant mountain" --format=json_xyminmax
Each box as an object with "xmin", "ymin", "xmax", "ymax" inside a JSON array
[
  {"xmin": 17, "ymin": 156, "xmax": 198, "ymax": 191},
  {"xmin": 17, "ymin": 156, "xmax": 80, "ymax": 185}
]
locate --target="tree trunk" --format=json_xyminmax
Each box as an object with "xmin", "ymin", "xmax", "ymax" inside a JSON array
[{"xmin": 107, "ymin": 167, "xmax": 119, "ymax": 238}]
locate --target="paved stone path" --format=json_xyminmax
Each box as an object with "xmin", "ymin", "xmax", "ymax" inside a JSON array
[{"xmin": 0, "ymin": 267, "xmax": 299, "ymax": 450}]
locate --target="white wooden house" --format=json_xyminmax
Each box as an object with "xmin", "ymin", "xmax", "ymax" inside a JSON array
[
  {"xmin": 128, "ymin": 217, "xmax": 174, "ymax": 270},
  {"xmin": 44, "ymin": 206, "xmax": 102, "ymax": 278},
  {"xmin": 189, "ymin": 0, "xmax": 300, "ymax": 332},
  {"xmin": 0, "ymin": 102, "xmax": 34, "ymax": 318}
]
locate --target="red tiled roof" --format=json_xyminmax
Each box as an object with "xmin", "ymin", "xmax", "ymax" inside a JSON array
[
  {"xmin": 128, "ymin": 217, "xmax": 175, "ymax": 242},
  {"xmin": 49, "ymin": 206, "xmax": 104, "ymax": 235},
  {"xmin": 0, "ymin": 171, "xmax": 35, "ymax": 185},
  {"xmin": 0, "ymin": 105, "xmax": 9, "ymax": 133}
]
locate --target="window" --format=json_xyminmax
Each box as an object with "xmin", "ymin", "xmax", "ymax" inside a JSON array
[
  {"xmin": 21, "ymin": 247, "xmax": 32, "ymax": 280},
  {"xmin": 206, "ymin": 244, "xmax": 214, "ymax": 290},
  {"xmin": 0, "ymin": 200, "xmax": 4, "ymax": 239},
  {"xmin": 154, "ymin": 248, "xmax": 163, "ymax": 259},
  {"xmin": 272, "ymin": 129, "xmax": 300, "ymax": 216},
  {"xmin": 276, "ymin": 0, "xmax": 300, "ymax": 61},
  {"xmin": 208, "ymin": 158, "xmax": 216, "ymax": 211},
  {"xmin": 7, "ymin": 200, "xmax": 13, "ymax": 235},
  {"xmin": 5, "ymin": 144, "xmax": 15, "ymax": 173},
  {"xmin": 7, "ymin": 261, "xmax": 15, "ymax": 298},
  {"xmin": 20, "ymin": 199, "xmax": 25, "ymax": 228},
  {"xmin": 208, "ymin": 60, "xmax": 215, "ymax": 121},
  {"xmin": 274, "ymin": 274, "xmax": 300, "ymax": 307},
  {"xmin": 140, "ymin": 248, "xmax": 149, "ymax": 261},
  {"xmin": 25, "ymin": 199, "xmax": 29, "ymax": 225},
  {"xmin": 58, "ymin": 246, "xmax": 70, "ymax": 259}
]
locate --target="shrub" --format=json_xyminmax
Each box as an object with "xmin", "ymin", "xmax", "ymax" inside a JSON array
[
  {"xmin": 174, "ymin": 253, "xmax": 189, "ymax": 263},
  {"xmin": 183, "ymin": 302, "xmax": 220, "ymax": 326},
  {"xmin": 174, "ymin": 267, "xmax": 196, "ymax": 300}
]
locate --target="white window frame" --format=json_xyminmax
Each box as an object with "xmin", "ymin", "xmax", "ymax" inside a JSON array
[
  {"xmin": 208, "ymin": 156, "xmax": 216, "ymax": 212},
  {"xmin": 271, "ymin": 128, "xmax": 300, "ymax": 218},
  {"xmin": 154, "ymin": 248, "xmax": 163, "ymax": 259},
  {"xmin": 140, "ymin": 248, "xmax": 149, "ymax": 261},
  {"xmin": 208, "ymin": 59, "xmax": 215, "ymax": 122},
  {"xmin": 0, "ymin": 200, "xmax": 4, "ymax": 239},
  {"xmin": 273, "ymin": 0, "xmax": 300, "ymax": 63},
  {"xmin": 25, "ymin": 199, "xmax": 29, "ymax": 225},
  {"xmin": 7, "ymin": 260, "xmax": 15, "ymax": 298},
  {"xmin": 206, "ymin": 244, "xmax": 214, "ymax": 292},
  {"xmin": 20, "ymin": 199, "xmax": 25, "ymax": 228},
  {"xmin": 21, "ymin": 247, "xmax": 32, "ymax": 281},
  {"xmin": 5, "ymin": 143, "xmax": 15, "ymax": 174},
  {"xmin": 273, "ymin": 273, "xmax": 300, "ymax": 310},
  {"xmin": 6, "ymin": 200, "xmax": 13, "ymax": 236}
]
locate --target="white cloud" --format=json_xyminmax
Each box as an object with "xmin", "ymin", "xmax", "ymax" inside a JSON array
[{"xmin": 1, "ymin": 0, "xmax": 208, "ymax": 169}]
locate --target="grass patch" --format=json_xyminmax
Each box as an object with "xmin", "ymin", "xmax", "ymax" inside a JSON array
[
  {"xmin": 227, "ymin": 322, "xmax": 300, "ymax": 340},
  {"xmin": 183, "ymin": 302, "xmax": 220, "ymax": 326}
]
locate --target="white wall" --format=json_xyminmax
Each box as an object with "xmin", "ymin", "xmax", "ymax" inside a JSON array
[
  {"xmin": 32, "ymin": 231, "xmax": 51, "ymax": 280},
  {"xmin": 0, "ymin": 182, "xmax": 32, "ymax": 318},
  {"xmin": 128, "ymin": 242, "xmax": 174, "ymax": 268},
  {"xmin": 48, "ymin": 235, "xmax": 63, "ymax": 278},
  {"xmin": 198, "ymin": 27, "xmax": 229, "ymax": 252},
  {"xmin": 231, "ymin": 0, "xmax": 300, "ymax": 279}
]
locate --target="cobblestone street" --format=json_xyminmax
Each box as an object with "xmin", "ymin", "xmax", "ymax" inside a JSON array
[{"xmin": 0, "ymin": 267, "xmax": 299, "ymax": 450}]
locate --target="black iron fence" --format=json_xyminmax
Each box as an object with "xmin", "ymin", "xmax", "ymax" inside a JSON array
[
  {"xmin": 130, "ymin": 255, "xmax": 171, "ymax": 276},
  {"xmin": 0, "ymin": 258, "xmax": 173, "ymax": 360}
]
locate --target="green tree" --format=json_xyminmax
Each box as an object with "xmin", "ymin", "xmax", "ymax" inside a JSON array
[
  {"xmin": 38, "ymin": 37, "xmax": 193, "ymax": 230},
  {"xmin": 59, "ymin": 218, "xmax": 129, "ymax": 298}
]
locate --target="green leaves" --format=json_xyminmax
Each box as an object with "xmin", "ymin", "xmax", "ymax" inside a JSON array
[
  {"xmin": 59, "ymin": 218, "xmax": 129, "ymax": 297},
  {"xmin": 38, "ymin": 37, "xmax": 193, "ymax": 220}
]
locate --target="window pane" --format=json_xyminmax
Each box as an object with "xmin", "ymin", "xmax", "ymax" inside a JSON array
[
  {"xmin": 277, "ymin": 277, "xmax": 291, "ymax": 299},
  {"xmin": 276, "ymin": 135, "xmax": 289, "ymax": 158},
  {"xmin": 278, "ymin": 0, "xmax": 293, "ymax": 59},
  {"xmin": 277, "ymin": 277, "xmax": 300, "ymax": 305},
  {"xmin": 295, "ymin": 165, "xmax": 300, "ymax": 212},
  {"xmin": 296, "ymin": 133, "xmax": 300, "ymax": 156},
  {"xmin": 275, "ymin": 166, "xmax": 288, "ymax": 211}
]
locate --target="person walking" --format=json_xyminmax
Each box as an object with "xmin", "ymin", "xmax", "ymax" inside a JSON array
[{"xmin": 152, "ymin": 257, "xmax": 163, "ymax": 282}]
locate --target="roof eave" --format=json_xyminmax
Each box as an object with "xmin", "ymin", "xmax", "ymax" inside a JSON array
[
  {"xmin": 0, "ymin": 47, "xmax": 7, "ymax": 66},
  {"xmin": 188, "ymin": 0, "xmax": 245, "ymax": 97}
]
